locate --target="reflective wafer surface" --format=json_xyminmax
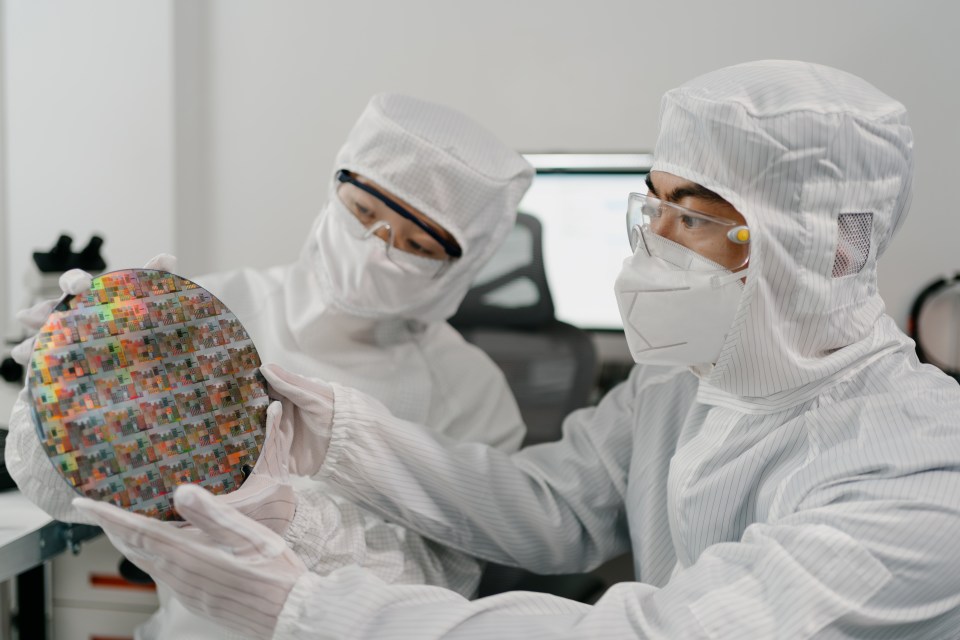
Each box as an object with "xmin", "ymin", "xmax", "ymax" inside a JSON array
[{"xmin": 28, "ymin": 269, "xmax": 269, "ymax": 520}]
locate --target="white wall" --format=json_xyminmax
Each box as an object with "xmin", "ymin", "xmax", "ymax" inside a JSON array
[
  {"xmin": 193, "ymin": 0, "xmax": 960, "ymax": 328},
  {"xmin": 0, "ymin": 3, "xmax": 8, "ymax": 341},
  {"xmin": 3, "ymin": 0, "xmax": 959, "ymax": 333},
  {"xmin": 1, "ymin": 0, "xmax": 176, "ymax": 339}
]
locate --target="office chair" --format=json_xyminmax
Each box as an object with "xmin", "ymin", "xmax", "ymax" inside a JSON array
[
  {"xmin": 450, "ymin": 212, "xmax": 605, "ymax": 601},
  {"xmin": 450, "ymin": 213, "xmax": 599, "ymax": 446}
]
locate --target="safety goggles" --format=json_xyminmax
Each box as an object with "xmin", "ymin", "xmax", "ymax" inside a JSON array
[
  {"xmin": 336, "ymin": 170, "xmax": 462, "ymax": 259},
  {"xmin": 333, "ymin": 195, "xmax": 454, "ymax": 279},
  {"xmin": 625, "ymin": 192, "xmax": 750, "ymax": 271}
]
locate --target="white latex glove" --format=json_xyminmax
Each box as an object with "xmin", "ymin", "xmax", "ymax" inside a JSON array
[
  {"xmin": 75, "ymin": 484, "xmax": 306, "ymax": 640},
  {"xmin": 10, "ymin": 269, "xmax": 93, "ymax": 365},
  {"xmin": 9, "ymin": 253, "xmax": 178, "ymax": 365},
  {"xmin": 213, "ymin": 400, "xmax": 297, "ymax": 535},
  {"xmin": 260, "ymin": 363, "xmax": 335, "ymax": 477}
]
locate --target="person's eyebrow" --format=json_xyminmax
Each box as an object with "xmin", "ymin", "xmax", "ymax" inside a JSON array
[
  {"xmin": 644, "ymin": 174, "xmax": 658, "ymax": 196},
  {"xmin": 664, "ymin": 183, "xmax": 727, "ymax": 205}
]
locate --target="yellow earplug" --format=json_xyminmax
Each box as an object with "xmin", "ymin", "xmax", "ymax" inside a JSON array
[{"xmin": 728, "ymin": 226, "xmax": 750, "ymax": 244}]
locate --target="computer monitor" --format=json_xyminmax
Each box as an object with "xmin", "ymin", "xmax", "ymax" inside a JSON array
[{"xmin": 518, "ymin": 153, "xmax": 652, "ymax": 331}]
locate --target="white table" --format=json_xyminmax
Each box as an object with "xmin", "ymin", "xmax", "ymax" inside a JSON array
[
  {"xmin": 0, "ymin": 492, "xmax": 102, "ymax": 638},
  {"xmin": 1, "ymin": 376, "xmax": 103, "ymax": 637},
  {"xmin": 0, "ymin": 491, "xmax": 101, "ymax": 583}
]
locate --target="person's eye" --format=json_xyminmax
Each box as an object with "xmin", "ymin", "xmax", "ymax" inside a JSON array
[
  {"xmin": 407, "ymin": 239, "xmax": 439, "ymax": 258},
  {"xmin": 351, "ymin": 203, "xmax": 376, "ymax": 222},
  {"xmin": 680, "ymin": 214, "xmax": 708, "ymax": 229}
]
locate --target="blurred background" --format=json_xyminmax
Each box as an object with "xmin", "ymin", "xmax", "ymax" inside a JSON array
[
  {"xmin": 1, "ymin": 3, "xmax": 959, "ymax": 637},
  {"xmin": 1, "ymin": 0, "xmax": 958, "ymax": 339}
]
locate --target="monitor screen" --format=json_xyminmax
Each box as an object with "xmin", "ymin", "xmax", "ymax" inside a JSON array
[{"xmin": 518, "ymin": 154, "xmax": 652, "ymax": 331}]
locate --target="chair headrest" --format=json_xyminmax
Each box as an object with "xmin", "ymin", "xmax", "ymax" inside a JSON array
[{"xmin": 450, "ymin": 213, "xmax": 555, "ymax": 329}]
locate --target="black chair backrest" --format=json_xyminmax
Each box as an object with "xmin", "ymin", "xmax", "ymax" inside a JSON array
[
  {"xmin": 450, "ymin": 213, "xmax": 554, "ymax": 329},
  {"xmin": 451, "ymin": 213, "xmax": 598, "ymax": 447}
]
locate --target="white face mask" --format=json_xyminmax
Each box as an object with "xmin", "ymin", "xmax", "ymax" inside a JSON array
[
  {"xmin": 313, "ymin": 199, "xmax": 448, "ymax": 318},
  {"xmin": 614, "ymin": 230, "xmax": 746, "ymax": 366}
]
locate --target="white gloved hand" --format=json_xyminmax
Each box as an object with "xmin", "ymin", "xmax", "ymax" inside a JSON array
[
  {"xmin": 75, "ymin": 484, "xmax": 306, "ymax": 640},
  {"xmin": 260, "ymin": 364, "xmax": 335, "ymax": 477},
  {"xmin": 10, "ymin": 269, "xmax": 93, "ymax": 365},
  {"xmin": 9, "ymin": 253, "xmax": 178, "ymax": 365},
  {"xmin": 212, "ymin": 400, "xmax": 297, "ymax": 535},
  {"xmin": 142, "ymin": 252, "xmax": 178, "ymax": 273}
]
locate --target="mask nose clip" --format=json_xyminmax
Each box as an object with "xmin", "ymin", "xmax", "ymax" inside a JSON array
[{"xmin": 363, "ymin": 220, "xmax": 394, "ymax": 250}]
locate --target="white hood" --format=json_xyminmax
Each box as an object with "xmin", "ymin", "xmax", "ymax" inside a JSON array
[
  {"xmin": 301, "ymin": 93, "xmax": 533, "ymax": 323},
  {"xmin": 652, "ymin": 60, "xmax": 915, "ymax": 404}
]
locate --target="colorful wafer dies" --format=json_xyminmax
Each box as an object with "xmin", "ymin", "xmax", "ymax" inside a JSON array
[{"xmin": 28, "ymin": 269, "xmax": 269, "ymax": 520}]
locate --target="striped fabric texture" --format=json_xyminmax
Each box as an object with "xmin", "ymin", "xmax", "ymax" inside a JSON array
[
  {"xmin": 139, "ymin": 94, "xmax": 535, "ymax": 640},
  {"xmin": 6, "ymin": 94, "xmax": 533, "ymax": 639},
  {"xmin": 273, "ymin": 62, "xmax": 960, "ymax": 638},
  {"xmin": 333, "ymin": 93, "xmax": 534, "ymax": 323}
]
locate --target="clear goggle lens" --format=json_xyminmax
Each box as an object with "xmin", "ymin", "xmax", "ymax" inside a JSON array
[
  {"xmin": 337, "ymin": 200, "xmax": 452, "ymax": 279},
  {"xmin": 625, "ymin": 192, "xmax": 750, "ymax": 271}
]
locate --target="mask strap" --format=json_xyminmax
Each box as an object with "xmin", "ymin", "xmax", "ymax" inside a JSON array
[
  {"xmin": 713, "ymin": 267, "xmax": 749, "ymax": 287},
  {"xmin": 631, "ymin": 225, "xmax": 651, "ymax": 257},
  {"xmin": 431, "ymin": 259, "xmax": 453, "ymax": 280}
]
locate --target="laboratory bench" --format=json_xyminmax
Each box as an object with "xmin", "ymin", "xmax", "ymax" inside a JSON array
[{"xmin": 2, "ymin": 382, "xmax": 158, "ymax": 640}]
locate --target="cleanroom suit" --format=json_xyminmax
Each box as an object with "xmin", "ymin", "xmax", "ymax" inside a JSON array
[
  {"xmin": 5, "ymin": 94, "xmax": 534, "ymax": 639},
  {"xmin": 260, "ymin": 61, "xmax": 960, "ymax": 638}
]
